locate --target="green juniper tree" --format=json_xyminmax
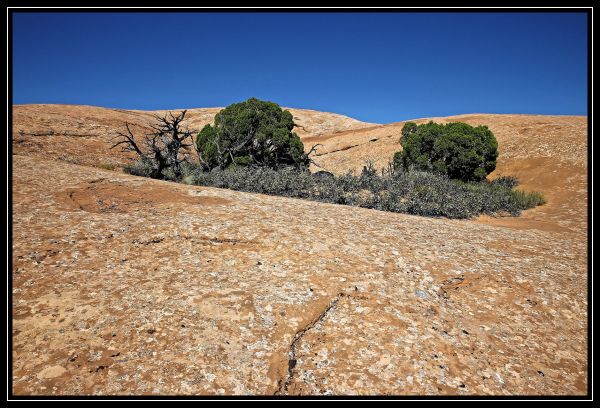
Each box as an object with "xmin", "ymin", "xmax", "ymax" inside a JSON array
[
  {"xmin": 196, "ymin": 98, "xmax": 318, "ymax": 171},
  {"xmin": 393, "ymin": 121, "xmax": 498, "ymax": 182}
]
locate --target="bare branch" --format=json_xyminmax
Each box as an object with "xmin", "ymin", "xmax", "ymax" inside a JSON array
[
  {"xmin": 110, "ymin": 122, "xmax": 145, "ymax": 157},
  {"xmin": 306, "ymin": 143, "xmax": 323, "ymax": 157}
]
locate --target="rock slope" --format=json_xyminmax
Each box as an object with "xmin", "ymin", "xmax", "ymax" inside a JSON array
[{"xmin": 11, "ymin": 106, "xmax": 588, "ymax": 396}]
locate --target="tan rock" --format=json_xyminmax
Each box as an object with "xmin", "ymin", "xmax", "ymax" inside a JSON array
[
  {"xmin": 36, "ymin": 365, "xmax": 66, "ymax": 380},
  {"xmin": 11, "ymin": 105, "xmax": 588, "ymax": 396}
]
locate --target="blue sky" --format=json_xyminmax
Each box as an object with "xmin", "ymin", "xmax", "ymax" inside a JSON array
[{"xmin": 12, "ymin": 12, "xmax": 588, "ymax": 123}]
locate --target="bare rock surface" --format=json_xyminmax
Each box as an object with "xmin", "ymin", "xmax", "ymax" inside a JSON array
[{"xmin": 11, "ymin": 106, "xmax": 588, "ymax": 396}]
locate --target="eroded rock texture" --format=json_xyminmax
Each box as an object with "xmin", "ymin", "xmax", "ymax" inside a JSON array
[{"xmin": 11, "ymin": 107, "xmax": 588, "ymax": 396}]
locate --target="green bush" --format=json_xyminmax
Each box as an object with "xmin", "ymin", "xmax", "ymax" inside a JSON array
[
  {"xmin": 393, "ymin": 121, "xmax": 499, "ymax": 182},
  {"xmin": 510, "ymin": 189, "xmax": 546, "ymax": 208},
  {"xmin": 196, "ymin": 98, "xmax": 311, "ymax": 171}
]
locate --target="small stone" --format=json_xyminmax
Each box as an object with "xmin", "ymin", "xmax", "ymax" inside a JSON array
[
  {"xmin": 289, "ymin": 359, "xmax": 297, "ymax": 370},
  {"xmin": 415, "ymin": 290, "xmax": 428, "ymax": 299}
]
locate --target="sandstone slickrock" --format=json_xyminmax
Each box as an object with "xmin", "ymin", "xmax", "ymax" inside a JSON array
[{"xmin": 11, "ymin": 106, "xmax": 588, "ymax": 396}]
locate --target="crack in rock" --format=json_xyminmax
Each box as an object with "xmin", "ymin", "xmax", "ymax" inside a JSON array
[
  {"xmin": 314, "ymin": 137, "xmax": 381, "ymax": 157},
  {"xmin": 314, "ymin": 145, "xmax": 360, "ymax": 157},
  {"xmin": 275, "ymin": 291, "xmax": 346, "ymax": 396},
  {"xmin": 17, "ymin": 131, "xmax": 99, "ymax": 138}
]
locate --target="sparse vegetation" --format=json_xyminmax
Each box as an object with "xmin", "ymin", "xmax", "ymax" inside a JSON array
[
  {"xmin": 120, "ymin": 100, "xmax": 543, "ymax": 219},
  {"xmin": 58, "ymin": 154, "xmax": 80, "ymax": 165},
  {"xmin": 490, "ymin": 175, "xmax": 519, "ymax": 189},
  {"xmin": 174, "ymin": 160, "xmax": 545, "ymax": 219},
  {"xmin": 509, "ymin": 189, "xmax": 546, "ymax": 208},
  {"xmin": 393, "ymin": 121, "xmax": 499, "ymax": 182},
  {"xmin": 97, "ymin": 162, "xmax": 117, "ymax": 171},
  {"xmin": 123, "ymin": 157, "xmax": 155, "ymax": 178}
]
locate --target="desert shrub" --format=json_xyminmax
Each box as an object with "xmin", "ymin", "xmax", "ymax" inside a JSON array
[
  {"xmin": 510, "ymin": 189, "xmax": 546, "ymax": 209},
  {"xmin": 124, "ymin": 158, "xmax": 154, "ymax": 178},
  {"xmin": 125, "ymin": 157, "xmax": 185, "ymax": 181},
  {"xmin": 491, "ymin": 175, "xmax": 519, "ymax": 189},
  {"xmin": 313, "ymin": 170, "xmax": 335, "ymax": 180},
  {"xmin": 196, "ymin": 98, "xmax": 314, "ymax": 171},
  {"xmin": 58, "ymin": 154, "xmax": 80, "ymax": 165},
  {"xmin": 161, "ymin": 167, "xmax": 179, "ymax": 182},
  {"xmin": 97, "ymin": 162, "xmax": 116, "ymax": 171},
  {"xmin": 393, "ymin": 121, "xmax": 498, "ymax": 182},
  {"xmin": 179, "ymin": 161, "xmax": 545, "ymax": 219}
]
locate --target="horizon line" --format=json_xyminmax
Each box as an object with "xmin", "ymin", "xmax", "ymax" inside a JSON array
[{"xmin": 11, "ymin": 102, "xmax": 588, "ymax": 125}]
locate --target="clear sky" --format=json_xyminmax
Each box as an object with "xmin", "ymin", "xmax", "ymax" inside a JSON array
[{"xmin": 12, "ymin": 12, "xmax": 588, "ymax": 123}]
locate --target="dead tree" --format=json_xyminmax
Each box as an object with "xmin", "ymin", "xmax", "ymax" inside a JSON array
[
  {"xmin": 111, "ymin": 110, "xmax": 195, "ymax": 179},
  {"xmin": 301, "ymin": 143, "xmax": 323, "ymax": 169}
]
